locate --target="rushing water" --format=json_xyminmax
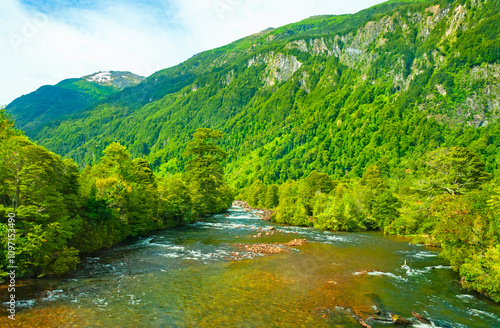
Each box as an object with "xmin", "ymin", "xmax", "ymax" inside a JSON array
[{"xmin": 1, "ymin": 206, "xmax": 500, "ymax": 327}]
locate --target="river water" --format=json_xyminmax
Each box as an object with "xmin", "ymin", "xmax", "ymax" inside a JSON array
[{"xmin": 1, "ymin": 206, "xmax": 500, "ymax": 327}]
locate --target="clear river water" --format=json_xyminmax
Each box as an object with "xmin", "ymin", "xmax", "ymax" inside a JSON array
[{"xmin": 1, "ymin": 206, "xmax": 500, "ymax": 327}]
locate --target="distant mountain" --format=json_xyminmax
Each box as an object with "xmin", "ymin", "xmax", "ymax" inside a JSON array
[
  {"xmin": 5, "ymin": 71, "xmax": 145, "ymax": 136},
  {"xmin": 81, "ymin": 71, "xmax": 145, "ymax": 89},
  {"xmin": 13, "ymin": 0, "xmax": 500, "ymax": 186}
]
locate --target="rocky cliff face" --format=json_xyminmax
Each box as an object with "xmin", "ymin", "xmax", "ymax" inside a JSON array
[
  {"xmin": 258, "ymin": 0, "xmax": 496, "ymax": 126},
  {"xmin": 248, "ymin": 53, "xmax": 303, "ymax": 86}
]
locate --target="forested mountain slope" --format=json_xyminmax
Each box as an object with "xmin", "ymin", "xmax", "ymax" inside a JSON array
[
  {"xmin": 14, "ymin": 0, "xmax": 500, "ymax": 188},
  {"xmin": 6, "ymin": 71, "xmax": 144, "ymax": 137}
]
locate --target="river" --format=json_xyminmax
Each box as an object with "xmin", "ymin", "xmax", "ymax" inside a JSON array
[{"xmin": 1, "ymin": 206, "xmax": 500, "ymax": 327}]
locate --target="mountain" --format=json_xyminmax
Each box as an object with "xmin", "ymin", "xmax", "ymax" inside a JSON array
[
  {"xmin": 5, "ymin": 71, "xmax": 145, "ymax": 136},
  {"xmin": 81, "ymin": 71, "xmax": 145, "ymax": 89},
  {"xmin": 11, "ymin": 0, "xmax": 500, "ymax": 187}
]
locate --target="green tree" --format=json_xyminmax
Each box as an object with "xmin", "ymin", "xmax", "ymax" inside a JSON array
[
  {"xmin": 263, "ymin": 184, "xmax": 279, "ymax": 209},
  {"xmin": 247, "ymin": 180, "xmax": 265, "ymax": 208},
  {"xmin": 356, "ymin": 165, "xmax": 400, "ymax": 229},
  {"xmin": 158, "ymin": 176, "xmax": 195, "ymax": 224},
  {"xmin": 0, "ymin": 117, "xmax": 81, "ymax": 277},
  {"xmin": 460, "ymin": 246, "xmax": 500, "ymax": 302},
  {"xmin": 93, "ymin": 142, "xmax": 131, "ymax": 179},
  {"xmin": 183, "ymin": 128, "xmax": 232, "ymax": 215},
  {"xmin": 304, "ymin": 170, "xmax": 336, "ymax": 194},
  {"xmin": 421, "ymin": 147, "xmax": 490, "ymax": 196}
]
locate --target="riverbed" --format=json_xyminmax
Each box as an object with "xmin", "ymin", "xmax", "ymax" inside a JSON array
[{"xmin": 1, "ymin": 206, "xmax": 500, "ymax": 327}]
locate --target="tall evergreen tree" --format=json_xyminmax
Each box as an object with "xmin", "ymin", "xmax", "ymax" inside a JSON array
[{"xmin": 183, "ymin": 128, "xmax": 232, "ymax": 215}]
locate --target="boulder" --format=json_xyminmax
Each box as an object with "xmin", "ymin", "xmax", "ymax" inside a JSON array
[
  {"xmin": 411, "ymin": 312, "xmax": 431, "ymax": 325},
  {"xmin": 390, "ymin": 313, "xmax": 412, "ymax": 325}
]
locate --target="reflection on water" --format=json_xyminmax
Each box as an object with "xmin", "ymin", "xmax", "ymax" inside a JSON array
[{"xmin": 1, "ymin": 206, "xmax": 500, "ymax": 327}]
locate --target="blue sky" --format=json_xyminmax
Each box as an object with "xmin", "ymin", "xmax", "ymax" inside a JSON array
[
  {"xmin": 20, "ymin": 0, "xmax": 101, "ymax": 12},
  {"xmin": 0, "ymin": 0, "xmax": 386, "ymax": 105}
]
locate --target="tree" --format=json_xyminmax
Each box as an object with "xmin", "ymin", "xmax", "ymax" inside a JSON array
[
  {"xmin": 127, "ymin": 158, "xmax": 159, "ymax": 235},
  {"xmin": 432, "ymin": 192, "xmax": 490, "ymax": 269},
  {"xmin": 158, "ymin": 176, "xmax": 195, "ymax": 224},
  {"xmin": 0, "ymin": 115, "xmax": 81, "ymax": 277},
  {"xmin": 304, "ymin": 170, "xmax": 336, "ymax": 194},
  {"xmin": 356, "ymin": 165, "xmax": 400, "ymax": 229},
  {"xmin": 460, "ymin": 246, "xmax": 500, "ymax": 302},
  {"xmin": 93, "ymin": 142, "xmax": 131, "ymax": 179},
  {"xmin": 183, "ymin": 128, "xmax": 232, "ymax": 215},
  {"xmin": 263, "ymin": 184, "xmax": 279, "ymax": 209},
  {"xmin": 247, "ymin": 180, "xmax": 265, "ymax": 208},
  {"xmin": 183, "ymin": 128, "xmax": 227, "ymax": 161},
  {"xmin": 371, "ymin": 191, "xmax": 401, "ymax": 230},
  {"xmin": 0, "ymin": 108, "xmax": 19, "ymax": 142},
  {"xmin": 487, "ymin": 186, "xmax": 500, "ymax": 215},
  {"xmin": 421, "ymin": 147, "xmax": 490, "ymax": 196},
  {"xmin": 312, "ymin": 188, "xmax": 365, "ymax": 232}
]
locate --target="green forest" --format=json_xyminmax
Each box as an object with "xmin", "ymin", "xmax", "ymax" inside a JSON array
[
  {"xmin": 239, "ymin": 148, "xmax": 500, "ymax": 301},
  {"xmin": 0, "ymin": 110, "xmax": 232, "ymax": 278},
  {"xmin": 1, "ymin": 0, "xmax": 500, "ymax": 305}
]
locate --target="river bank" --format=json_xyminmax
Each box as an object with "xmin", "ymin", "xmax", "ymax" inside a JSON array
[{"xmin": 233, "ymin": 200, "xmax": 275, "ymax": 221}]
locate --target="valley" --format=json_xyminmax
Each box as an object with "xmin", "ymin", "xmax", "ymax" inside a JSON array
[{"xmin": 1, "ymin": 0, "xmax": 500, "ymax": 326}]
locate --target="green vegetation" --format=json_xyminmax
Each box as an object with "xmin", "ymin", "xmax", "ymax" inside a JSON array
[
  {"xmin": 17, "ymin": 0, "xmax": 499, "ymax": 183},
  {"xmin": 6, "ymin": 79, "xmax": 118, "ymax": 137},
  {"xmin": 5, "ymin": 72, "xmax": 145, "ymax": 137},
  {"xmin": 238, "ymin": 147, "xmax": 500, "ymax": 301},
  {"xmin": 0, "ymin": 111, "xmax": 231, "ymax": 278},
  {"xmin": 2, "ymin": 0, "xmax": 500, "ymax": 303}
]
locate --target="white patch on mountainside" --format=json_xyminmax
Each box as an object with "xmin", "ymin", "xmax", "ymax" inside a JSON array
[
  {"xmin": 82, "ymin": 71, "xmax": 146, "ymax": 89},
  {"xmin": 86, "ymin": 71, "xmax": 112, "ymax": 83}
]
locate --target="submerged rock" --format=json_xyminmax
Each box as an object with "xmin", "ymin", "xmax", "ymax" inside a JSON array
[
  {"xmin": 411, "ymin": 311, "xmax": 431, "ymax": 324},
  {"xmin": 390, "ymin": 313, "xmax": 413, "ymax": 325},
  {"xmin": 355, "ymin": 316, "xmax": 372, "ymax": 328},
  {"xmin": 244, "ymin": 243, "xmax": 285, "ymax": 254},
  {"xmin": 281, "ymin": 239, "xmax": 307, "ymax": 246}
]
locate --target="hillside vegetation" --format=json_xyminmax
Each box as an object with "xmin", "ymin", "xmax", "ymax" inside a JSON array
[
  {"xmin": 20, "ymin": 0, "xmax": 500, "ymax": 186},
  {"xmin": 6, "ymin": 71, "xmax": 144, "ymax": 137}
]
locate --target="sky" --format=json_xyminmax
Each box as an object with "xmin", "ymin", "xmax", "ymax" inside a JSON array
[{"xmin": 0, "ymin": 0, "xmax": 387, "ymax": 105}]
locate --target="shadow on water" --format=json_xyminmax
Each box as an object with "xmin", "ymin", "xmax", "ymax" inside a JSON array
[{"xmin": 1, "ymin": 206, "xmax": 500, "ymax": 327}]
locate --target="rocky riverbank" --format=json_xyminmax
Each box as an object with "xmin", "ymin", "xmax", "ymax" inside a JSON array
[{"xmin": 232, "ymin": 200, "xmax": 275, "ymax": 221}]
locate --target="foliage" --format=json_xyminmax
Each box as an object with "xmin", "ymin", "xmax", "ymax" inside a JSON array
[
  {"xmin": 0, "ymin": 121, "xmax": 232, "ymax": 278},
  {"xmin": 15, "ymin": 0, "xmax": 498, "ymax": 188},
  {"xmin": 419, "ymin": 147, "xmax": 490, "ymax": 196},
  {"xmin": 182, "ymin": 128, "xmax": 233, "ymax": 215},
  {"xmin": 460, "ymin": 246, "xmax": 500, "ymax": 302},
  {"xmin": 239, "ymin": 147, "xmax": 499, "ymax": 302},
  {"xmin": 5, "ymin": 79, "xmax": 119, "ymax": 137}
]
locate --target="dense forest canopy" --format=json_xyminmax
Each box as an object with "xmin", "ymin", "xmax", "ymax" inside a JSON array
[{"xmin": 0, "ymin": 108, "xmax": 232, "ymax": 278}]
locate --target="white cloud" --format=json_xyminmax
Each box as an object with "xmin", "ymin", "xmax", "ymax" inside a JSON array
[{"xmin": 0, "ymin": 0, "xmax": 385, "ymax": 105}]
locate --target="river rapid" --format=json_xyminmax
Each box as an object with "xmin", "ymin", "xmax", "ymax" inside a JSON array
[{"xmin": 1, "ymin": 206, "xmax": 500, "ymax": 327}]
